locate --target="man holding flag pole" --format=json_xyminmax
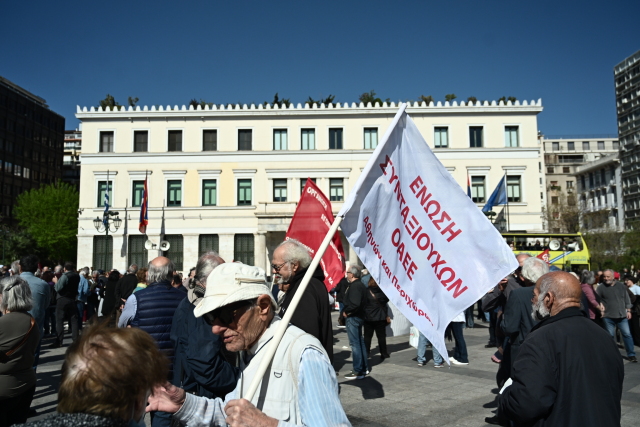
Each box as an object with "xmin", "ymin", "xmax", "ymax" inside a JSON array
[{"xmin": 147, "ymin": 103, "xmax": 517, "ymax": 425}]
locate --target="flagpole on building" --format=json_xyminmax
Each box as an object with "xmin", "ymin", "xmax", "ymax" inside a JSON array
[
  {"xmin": 504, "ymin": 174, "xmax": 509, "ymax": 232},
  {"xmin": 243, "ymin": 215, "xmax": 344, "ymax": 402}
]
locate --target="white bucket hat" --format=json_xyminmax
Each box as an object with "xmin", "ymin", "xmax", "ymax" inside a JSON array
[{"xmin": 193, "ymin": 262, "xmax": 275, "ymax": 318}]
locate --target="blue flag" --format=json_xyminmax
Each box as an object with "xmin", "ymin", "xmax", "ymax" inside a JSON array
[
  {"xmin": 103, "ymin": 172, "xmax": 110, "ymax": 226},
  {"xmin": 482, "ymin": 176, "xmax": 507, "ymax": 212}
]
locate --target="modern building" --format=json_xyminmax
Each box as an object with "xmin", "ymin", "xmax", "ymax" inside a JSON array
[
  {"xmin": 615, "ymin": 50, "xmax": 640, "ymax": 225},
  {"xmin": 0, "ymin": 76, "xmax": 64, "ymax": 221},
  {"xmin": 63, "ymin": 127, "xmax": 82, "ymax": 189},
  {"xmin": 75, "ymin": 99, "xmax": 544, "ymax": 272},
  {"xmin": 574, "ymin": 154, "xmax": 623, "ymax": 231}
]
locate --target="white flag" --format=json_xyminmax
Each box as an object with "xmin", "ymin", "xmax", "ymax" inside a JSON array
[{"xmin": 338, "ymin": 104, "xmax": 518, "ymax": 363}]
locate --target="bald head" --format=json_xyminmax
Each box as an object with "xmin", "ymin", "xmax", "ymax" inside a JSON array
[
  {"xmin": 532, "ymin": 271, "xmax": 581, "ymax": 319},
  {"xmin": 516, "ymin": 253, "xmax": 532, "ymax": 267},
  {"xmin": 147, "ymin": 256, "xmax": 175, "ymax": 284}
]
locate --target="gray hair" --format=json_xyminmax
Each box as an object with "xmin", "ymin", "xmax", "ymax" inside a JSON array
[
  {"xmin": 192, "ymin": 252, "xmax": 224, "ymax": 288},
  {"xmin": 128, "ymin": 264, "xmax": 139, "ymax": 274},
  {"xmin": 348, "ymin": 265, "xmax": 362, "ymax": 278},
  {"xmin": 80, "ymin": 267, "xmax": 90, "ymax": 277},
  {"xmin": 147, "ymin": 259, "xmax": 175, "ymax": 284},
  {"xmin": 277, "ymin": 239, "xmax": 312, "ymax": 269},
  {"xmin": 0, "ymin": 276, "xmax": 33, "ymax": 312},
  {"xmin": 54, "ymin": 265, "xmax": 64, "ymax": 274},
  {"xmin": 91, "ymin": 270, "xmax": 99, "ymax": 277},
  {"xmin": 604, "ymin": 269, "xmax": 615, "ymax": 275},
  {"xmin": 581, "ymin": 270, "xmax": 595, "ymax": 285},
  {"xmin": 10, "ymin": 260, "xmax": 19, "ymax": 274},
  {"xmin": 521, "ymin": 257, "xmax": 549, "ymax": 284}
]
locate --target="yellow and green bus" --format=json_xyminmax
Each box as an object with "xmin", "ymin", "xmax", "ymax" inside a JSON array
[{"xmin": 501, "ymin": 233, "xmax": 590, "ymax": 273}]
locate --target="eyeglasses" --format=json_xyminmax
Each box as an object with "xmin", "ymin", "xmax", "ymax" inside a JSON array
[
  {"xmin": 203, "ymin": 300, "xmax": 253, "ymax": 326},
  {"xmin": 271, "ymin": 262, "xmax": 287, "ymax": 273}
]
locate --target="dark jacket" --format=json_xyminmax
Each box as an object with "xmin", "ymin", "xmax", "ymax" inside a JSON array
[
  {"xmin": 101, "ymin": 277, "xmax": 119, "ymax": 316},
  {"xmin": 278, "ymin": 266, "xmax": 333, "ymax": 362},
  {"xmin": 364, "ymin": 285, "xmax": 389, "ymax": 322},
  {"xmin": 170, "ymin": 292, "xmax": 239, "ymax": 398},
  {"xmin": 131, "ymin": 280, "xmax": 186, "ymax": 378},
  {"xmin": 343, "ymin": 279, "xmax": 367, "ymax": 319},
  {"xmin": 0, "ymin": 312, "xmax": 40, "ymax": 399},
  {"xmin": 54, "ymin": 271, "xmax": 79, "ymax": 300},
  {"xmin": 499, "ymin": 307, "xmax": 624, "ymax": 427},
  {"xmin": 114, "ymin": 273, "xmax": 138, "ymax": 307},
  {"xmin": 333, "ymin": 277, "xmax": 349, "ymax": 303},
  {"xmin": 482, "ymin": 275, "xmax": 524, "ymax": 312},
  {"xmin": 14, "ymin": 413, "xmax": 129, "ymax": 427},
  {"xmin": 501, "ymin": 286, "xmax": 536, "ymax": 347}
]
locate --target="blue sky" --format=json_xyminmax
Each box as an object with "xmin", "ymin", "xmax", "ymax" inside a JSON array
[{"xmin": 2, "ymin": 0, "xmax": 638, "ymax": 136}]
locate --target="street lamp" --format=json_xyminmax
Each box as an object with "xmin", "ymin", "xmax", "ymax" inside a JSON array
[{"xmin": 93, "ymin": 210, "xmax": 121, "ymax": 269}]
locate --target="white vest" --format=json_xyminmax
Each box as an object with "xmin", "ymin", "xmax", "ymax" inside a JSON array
[{"xmin": 233, "ymin": 318, "xmax": 328, "ymax": 424}]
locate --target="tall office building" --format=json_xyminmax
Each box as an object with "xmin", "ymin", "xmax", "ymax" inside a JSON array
[
  {"xmin": 616, "ymin": 50, "xmax": 640, "ymax": 225},
  {"xmin": 0, "ymin": 76, "xmax": 64, "ymax": 221}
]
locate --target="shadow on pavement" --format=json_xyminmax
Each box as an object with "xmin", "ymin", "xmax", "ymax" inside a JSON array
[{"xmin": 342, "ymin": 376, "xmax": 385, "ymax": 400}]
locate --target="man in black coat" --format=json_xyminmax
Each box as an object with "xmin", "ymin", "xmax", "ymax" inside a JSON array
[
  {"xmin": 342, "ymin": 265, "xmax": 368, "ymax": 379},
  {"xmin": 498, "ymin": 271, "xmax": 624, "ymax": 427},
  {"xmin": 114, "ymin": 264, "xmax": 139, "ymax": 326},
  {"xmin": 272, "ymin": 239, "xmax": 333, "ymax": 363},
  {"xmin": 52, "ymin": 263, "xmax": 80, "ymax": 348}
]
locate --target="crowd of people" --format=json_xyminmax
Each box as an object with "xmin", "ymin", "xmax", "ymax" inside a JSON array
[{"xmin": 0, "ymin": 245, "xmax": 636, "ymax": 427}]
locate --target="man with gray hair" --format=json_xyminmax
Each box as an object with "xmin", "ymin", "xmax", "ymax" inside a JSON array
[
  {"xmin": 170, "ymin": 251, "xmax": 239, "ymax": 399},
  {"xmin": 271, "ymin": 239, "xmax": 334, "ymax": 362},
  {"xmin": 597, "ymin": 269, "xmax": 636, "ymax": 362},
  {"xmin": 342, "ymin": 264, "xmax": 368, "ymax": 379}
]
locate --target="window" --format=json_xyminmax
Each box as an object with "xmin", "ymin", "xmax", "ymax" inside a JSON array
[
  {"xmin": 567, "ymin": 181, "xmax": 574, "ymax": 188},
  {"xmin": 128, "ymin": 236, "xmax": 148, "ymax": 268},
  {"xmin": 273, "ymin": 179, "xmax": 287, "ymax": 202},
  {"xmin": 551, "ymin": 196, "xmax": 559, "ymax": 204},
  {"xmin": 329, "ymin": 128, "xmax": 343, "ymax": 149},
  {"xmin": 97, "ymin": 181, "xmax": 112, "ymax": 207},
  {"xmin": 563, "ymin": 167, "xmax": 570, "ymax": 173},
  {"xmin": 547, "ymin": 167, "xmax": 555, "ymax": 173},
  {"xmin": 237, "ymin": 179, "xmax": 252, "ymax": 205},
  {"xmin": 134, "ymin": 131, "xmax": 148, "ymax": 152},
  {"xmin": 600, "ymin": 169, "xmax": 606, "ymax": 182},
  {"xmin": 471, "ymin": 176, "xmax": 485, "ymax": 203},
  {"xmin": 434, "ymin": 127, "xmax": 448, "ymax": 148},
  {"xmin": 583, "ymin": 141, "xmax": 590, "ymax": 150},
  {"xmin": 234, "ymin": 234, "xmax": 254, "ymax": 265},
  {"xmin": 163, "ymin": 235, "xmax": 183, "ymax": 271},
  {"xmin": 469, "ymin": 127, "xmax": 483, "ymax": 148},
  {"xmin": 93, "ymin": 236, "xmax": 113, "ymax": 271},
  {"xmin": 168, "ymin": 130, "xmax": 182, "ymax": 152},
  {"xmin": 567, "ymin": 141, "xmax": 575, "ymax": 150},
  {"xmin": 238, "ymin": 130, "xmax": 252, "ymax": 151},
  {"xmin": 613, "ymin": 141, "xmax": 620, "ymax": 150},
  {"xmin": 364, "ymin": 128, "xmax": 378, "ymax": 149},
  {"xmin": 597, "ymin": 141, "xmax": 605, "ymax": 150},
  {"xmin": 550, "ymin": 181, "xmax": 558, "ymax": 186},
  {"xmin": 301, "ymin": 178, "xmax": 316, "ymax": 195},
  {"xmin": 507, "ymin": 176, "xmax": 521, "ymax": 202},
  {"xmin": 202, "ymin": 179, "xmax": 217, "ymax": 206},
  {"xmin": 301, "ymin": 129, "xmax": 315, "ymax": 150},
  {"xmin": 100, "ymin": 131, "xmax": 114, "ymax": 152},
  {"xmin": 132, "ymin": 180, "xmax": 145, "ymax": 207},
  {"xmin": 552, "ymin": 142, "xmax": 559, "ymax": 151},
  {"xmin": 504, "ymin": 126, "xmax": 519, "ymax": 147},
  {"xmin": 329, "ymin": 178, "xmax": 344, "ymax": 201},
  {"xmin": 199, "ymin": 234, "xmax": 219, "ymax": 254},
  {"xmin": 203, "ymin": 130, "xmax": 217, "ymax": 151},
  {"xmin": 273, "ymin": 129, "xmax": 287, "ymax": 150},
  {"xmin": 167, "ymin": 180, "xmax": 182, "ymax": 206}
]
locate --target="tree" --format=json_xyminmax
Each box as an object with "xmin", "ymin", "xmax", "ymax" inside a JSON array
[
  {"xmin": 358, "ymin": 90, "xmax": 389, "ymax": 105},
  {"xmin": 14, "ymin": 183, "xmax": 79, "ymax": 263},
  {"xmin": 418, "ymin": 95, "xmax": 434, "ymax": 104},
  {"xmin": 189, "ymin": 98, "xmax": 214, "ymax": 109},
  {"xmin": 98, "ymin": 94, "xmax": 120, "ymax": 110},
  {"xmin": 264, "ymin": 93, "xmax": 290, "ymax": 108},
  {"xmin": 307, "ymin": 94, "xmax": 336, "ymax": 107},
  {"xmin": 467, "ymin": 96, "xmax": 478, "ymax": 104},
  {"xmin": 444, "ymin": 93, "xmax": 457, "ymax": 102},
  {"xmin": 498, "ymin": 96, "xmax": 517, "ymax": 103},
  {"xmin": 128, "ymin": 96, "xmax": 139, "ymax": 107}
]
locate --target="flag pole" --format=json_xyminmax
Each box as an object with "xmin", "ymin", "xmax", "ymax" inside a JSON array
[
  {"xmin": 243, "ymin": 215, "xmax": 344, "ymax": 401},
  {"xmin": 504, "ymin": 174, "xmax": 509, "ymax": 232}
]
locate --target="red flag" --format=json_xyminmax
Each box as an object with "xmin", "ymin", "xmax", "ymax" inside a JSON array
[
  {"xmin": 139, "ymin": 176, "xmax": 149, "ymax": 234},
  {"xmin": 537, "ymin": 249, "xmax": 550, "ymax": 264},
  {"xmin": 286, "ymin": 179, "xmax": 346, "ymax": 291}
]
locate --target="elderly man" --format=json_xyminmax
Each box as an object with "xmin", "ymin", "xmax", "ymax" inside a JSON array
[
  {"xmin": 170, "ymin": 251, "xmax": 239, "ymax": 399},
  {"xmin": 342, "ymin": 264, "xmax": 368, "ymax": 380},
  {"xmin": 271, "ymin": 239, "xmax": 333, "ymax": 362},
  {"xmin": 18, "ymin": 254, "xmax": 50, "ymax": 367},
  {"xmin": 148, "ymin": 262, "xmax": 351, "ymax": 427},
  {"xmin": 498, "ymin": 271, "xmax": 624, "ymax": 426},
  {"xmin": 597, "ymin": 269, "xmax": 636, "ymax": 362},
  {"xmin": 52, "ymin": 263, "xmax": 80, "ymax": 348},
  {"xmin": 120, "ymin": 256, "xmax": 186, "ymax": 427}
]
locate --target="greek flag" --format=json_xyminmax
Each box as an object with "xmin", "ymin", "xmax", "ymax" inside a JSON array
[{"xmin": 103, "ymin": 173, "xmax": 110, "ymax": 226}]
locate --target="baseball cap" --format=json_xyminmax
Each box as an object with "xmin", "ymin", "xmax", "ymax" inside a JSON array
[{"xmin": 193, "ymin": 262, "xmax": 275, "ymax": 318}]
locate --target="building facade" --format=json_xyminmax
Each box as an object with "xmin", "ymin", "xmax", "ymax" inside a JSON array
[
  {"xmin": 0, "ymin": 76, "xmax": 64, "ymax": 221},
  {"xmin": 574, "ymin": 154, "xmax": 624, "ymax": 231},
  {"xmin": 63, "ymin": 127, "xmax": 82, "ymax": 189},
  {"xmin": 76, "ymin": 99, "xmax": 544, "ymax": 272},
  {"xmin": 615, "ymin": 50, "xmax": 640, "ymax": 225}
]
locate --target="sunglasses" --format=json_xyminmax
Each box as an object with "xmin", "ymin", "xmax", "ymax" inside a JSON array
[
  {"xmin": 271, "ymin": 262, "xmax": 287, "ymax": 273},
  {"xmin": 203, "ymin": 300, "xmax": 254, "ymax": 326}
]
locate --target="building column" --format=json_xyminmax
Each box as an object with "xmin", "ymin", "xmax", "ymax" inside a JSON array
[
  {"xmin": 219, "ymin": 234, "xmax": 235, "ymax": 263},
  {"xmin": 77, "ymin": 236, "xmax": 93, "ymax": 270},
  {"xmin": 111, "ymin": 235, "xmax": 126, "ymax": 271},
  {"xmin": 182, "ymin": 235, "xmax": 200, "ymax": 272},
  {"xmin": 255, "ymin": 231, "xmax": 267, "ymax": 271}
]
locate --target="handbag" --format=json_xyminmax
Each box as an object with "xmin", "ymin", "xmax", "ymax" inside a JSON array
[
  {"xmin": 370, "ymin": 290, "xmax": 391, "ymax": 324},
  {"xmin": 0, "ymin": 316, "xmax": 36, "ymax": 363}
]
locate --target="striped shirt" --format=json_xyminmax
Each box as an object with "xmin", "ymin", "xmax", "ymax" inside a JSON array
[{"xmin": 174, "ymin": 347, "xmax": 351, "ymax": 427}]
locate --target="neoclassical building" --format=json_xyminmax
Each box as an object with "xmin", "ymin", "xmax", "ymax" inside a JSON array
[{"xmin": 76, "ymin": 99, "xmax": 544, "ymax": 272}]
